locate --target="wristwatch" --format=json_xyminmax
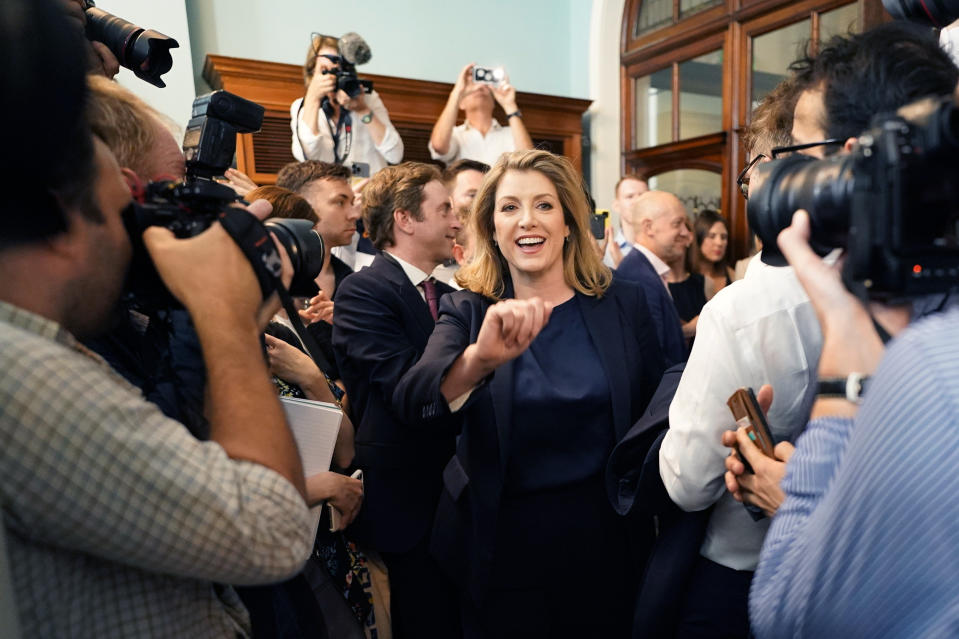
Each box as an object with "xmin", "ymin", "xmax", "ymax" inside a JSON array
[
  {"xmin": 360, "ymin": 112, "xmax": 373, "ymax": 124},
  {"xmin": 506, "ymin": 110, "xmax": 522, "ymax": 119},
  {"xmin": 817, "ymin": 372, "xmax": 871, "ymax": 404}
]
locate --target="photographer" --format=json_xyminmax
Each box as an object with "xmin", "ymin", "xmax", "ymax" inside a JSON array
[
  {"xmin": 0, "ymin": 2, "xmax": 335, "ymax": 635},
  {"xmin": 291, "ymin": 33, "xmax": 403, "ymax": 173},
  {"xmin": 747, "ymin": 208, "xmax": 957, "ymax": 637},
  {"xmin": 429, "ymin": 62, "xmax": 533, "ymax": 166}
]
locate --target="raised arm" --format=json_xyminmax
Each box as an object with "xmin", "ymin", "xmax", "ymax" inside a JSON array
[
  {"xmin": 430, "ymin": 63, "xmax": 473, "ymax": 159},
  {"xmin": 440, "ymin": 297, "xmax": 551, "ymax": 401},
  {"xmin": 492, "ymin": 75, "xmax": 533, "ymax": 152}
]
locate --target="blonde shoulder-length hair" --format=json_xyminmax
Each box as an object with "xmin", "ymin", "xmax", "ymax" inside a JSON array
[{"xmin": 455, "ymin": 149, "xmax": 612, "ymax": 300}]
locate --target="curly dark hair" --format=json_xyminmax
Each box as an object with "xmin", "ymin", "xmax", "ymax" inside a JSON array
[{"xmin": 789, "ymin": 21, "xmax": 958, "ymax": 143}]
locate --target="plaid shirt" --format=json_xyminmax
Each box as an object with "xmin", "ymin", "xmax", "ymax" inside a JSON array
[{"xmin": 0, "ymin": 301, "xmax": 313, "ymax": 638}]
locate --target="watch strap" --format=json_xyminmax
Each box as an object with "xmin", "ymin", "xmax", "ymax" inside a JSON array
[
  {"xmin": 506, "ymin": 110, "xmax": 522, "ymax": 119},
  {"xmin": 817, "ymin": 372, "xmax": 870, "ymax": 404}
]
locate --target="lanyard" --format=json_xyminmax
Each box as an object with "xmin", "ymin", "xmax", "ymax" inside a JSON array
[{"xmin": 321, "ymin": 97, "xmax": 353, "ymax": 165}]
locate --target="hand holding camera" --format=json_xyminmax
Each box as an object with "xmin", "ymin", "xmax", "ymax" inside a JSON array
[
  {"xmin": 308, "ymin": 61, "xmax": 339, "ymax": 101},
  {"xmin": 142, "ymin": 199, "xmax": 275, "ymax": 326},
  {"xmin": 335, "ymin": 89, "xmax": 368, "ymax": 115}
]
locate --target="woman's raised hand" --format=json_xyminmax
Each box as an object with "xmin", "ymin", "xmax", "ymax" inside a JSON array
[{"xmin": 472, "ymin": 297, "xmax": 552, "ymax": 372}]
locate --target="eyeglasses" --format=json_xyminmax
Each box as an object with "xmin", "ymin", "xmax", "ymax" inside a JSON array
[
  {"xmin": 736, "ymin": 153, "xmax": 768, "ymax": 200},
  {"xmin": 770, "ymin": 138, "xmax": 844, "ymax": 159}
]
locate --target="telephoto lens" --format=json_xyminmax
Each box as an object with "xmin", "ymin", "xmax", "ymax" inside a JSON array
[{"xmin": 84, "ymin": 3, "xmax": 179, "ymax": 87}]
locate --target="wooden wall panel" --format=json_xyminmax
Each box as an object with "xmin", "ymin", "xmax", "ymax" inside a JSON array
[{"xmin": 203, "ymin": 54, "xmax": 592, "ymax": 183}]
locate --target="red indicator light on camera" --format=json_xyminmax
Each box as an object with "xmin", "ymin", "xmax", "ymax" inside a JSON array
[{"xmin": 913, "ymin": 264, "xmax": 922, "ymax": 274}]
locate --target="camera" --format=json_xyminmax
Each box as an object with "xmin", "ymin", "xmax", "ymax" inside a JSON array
[
  {"xmin": 881, "ymin": 0, "xmax": 959, "ymax": 28},
  {"xmin": 124, "ymin": 90, "xmax": 324, "ymax": 308},
  {"xmin": 747, "ymin": 97, "xmax": 959, "ymax": 301},
  {"xmin": 320, "ymin": 32, "xmax": 374, "ymax": 99},
  {"xmin": 472, "ymin": 66, "xmax": 505, "ymax": 86},
  {"xmin": 83, "ymin": 1, "xmax": 178, "ymax": 88}
]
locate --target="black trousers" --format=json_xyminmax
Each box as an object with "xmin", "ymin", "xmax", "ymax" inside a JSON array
[
  {"xmin": 380, "ymin": 535, "xmax": 461, "ymax": 639},
  {"xmin": 675, "ymin": 555, "xmax": 753, "ymax": 639}
]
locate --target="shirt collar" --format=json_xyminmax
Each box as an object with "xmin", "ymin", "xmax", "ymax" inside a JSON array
[
  {"xmin": 386, "ymin": 251, "xmax": 432, "ymax": 288},
  {"xmin": 462, "ymin": 119, "xmax": 504, "ymax": 132},
  {"xmin": 0, "ymin": 300, "xmax": 76, "ymax": 348},
  {"xmin": 633, "ymin": 244, "xmax": 671, "ymax": 279}
]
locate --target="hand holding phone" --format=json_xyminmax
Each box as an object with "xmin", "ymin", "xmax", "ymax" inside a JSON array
[
  {"xmin": 328, "ymin": 469, "xmax": 363, "ymax": 532},
  {"xmin": 727, "ymin": 387, "xmax": 776, "ymax": 474},
  {"xmin": 589, "ymin": 210, "xmax": 609, "ymax": 240}
]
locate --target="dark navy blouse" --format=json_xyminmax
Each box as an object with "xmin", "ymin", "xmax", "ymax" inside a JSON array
[{"xmin": 506, "ymin": 295, "xmax": 614, "ymax": 494}]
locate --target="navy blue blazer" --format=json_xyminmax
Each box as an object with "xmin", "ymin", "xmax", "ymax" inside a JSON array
[
  {"xmin": 331, "ymin": 253, "xmax": 458, "ymax": 553},
  {"xmin": 616, "ymin": 249, "xmax": 688, "ymax": 366},
  {"xmin": 393, "ymin": 277, "xmax": 666, "ymax": 604}
]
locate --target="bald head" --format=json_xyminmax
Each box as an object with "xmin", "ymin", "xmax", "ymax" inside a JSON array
[{"xmin": 629, "ymin": 190, "xmax": 691, "ymax": 263}]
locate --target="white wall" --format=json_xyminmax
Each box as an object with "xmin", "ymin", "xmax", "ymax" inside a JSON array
[
  {"xmin": 185, "ymin": 0, "xmax": 591, "ymax": 99},
  {"xmin": 588, "ymin": 0, "xmax": 626, "ymax": 214},
  {"xmin": 93, "ymin": 0, "xmax": 197, "ymax": 138}
]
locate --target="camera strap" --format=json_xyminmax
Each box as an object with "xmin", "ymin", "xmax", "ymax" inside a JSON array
[{"xmin": 322, "ymin": 98, "xmax": 353, "ymax": 165}]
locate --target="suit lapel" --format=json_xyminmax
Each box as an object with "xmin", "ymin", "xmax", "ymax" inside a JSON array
[
  {"xmin": 579, "ymin": 293, "xmax": 631, "ymax": 440},
  {"xmin": 376, "ymin": 253, "xmax": 436, "ymax": 340}
]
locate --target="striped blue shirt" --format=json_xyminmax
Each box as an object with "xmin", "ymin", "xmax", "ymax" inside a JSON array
[{"xmin": 751, "ymin": 306, "xmax": 959, "ymax": 638}]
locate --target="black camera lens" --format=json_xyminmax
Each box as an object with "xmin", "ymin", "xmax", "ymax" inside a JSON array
[
  {"xmin": 881, "ymin": 0, "xmax": 959, "ymax": 27},
  {"xmin": 84, "ymin": 7, "xmax": 179, "ymax": 88},
  {"xmin": 747, "ymin": 153, "xmax": 856, "ymax": 258},
  {"xmin": 263, "ymin": 218, "xmax": 325, "ymax": 297}
]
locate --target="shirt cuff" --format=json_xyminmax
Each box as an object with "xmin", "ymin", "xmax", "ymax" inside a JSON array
[{"xmin": 447, "ymin": 388, "xmax": 473, "ymax": 412}]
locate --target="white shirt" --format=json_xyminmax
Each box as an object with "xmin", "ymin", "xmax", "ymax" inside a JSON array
[
  {"xmin": 429, "ymin": 119, "xmax": 516, "ymax": 166},
  {"xmin": 659, "ymin": 253, "xmax": 823, "ymax": 571},
  {"xmin": 633, "ymin": 244, "xmax": 671, "ymax": 289},
  {"xmin": 290, "ymin": 90, "xmax": 404, "ymax": 174}
]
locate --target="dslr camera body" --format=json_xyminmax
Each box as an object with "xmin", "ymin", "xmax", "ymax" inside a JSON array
[
  {"xmin": 124, "ymin": 90, "xmax": 324, "ymax": 308},
  {"xmin": 748, "ymin": 97, "xmax": 959, "ymax": 302},
  {"xmin": 321, "ymin": 32, "xmax": 374, "ymax": 99}
]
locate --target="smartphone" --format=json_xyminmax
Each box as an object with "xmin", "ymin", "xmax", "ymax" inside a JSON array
[
  {"xmin": 328, "ymin": 469, "xmax": 363, "ymax": 532},
  {"xmin": 472, "ymin": 66, "xmax": 505, "ymax": 86},
  {"xmin": 590, "ymin": 210, "xmax": 609, "ymax": 240},
  {"xmin": 348, "ymin": 161, "xmax": 370, "ymax": 179},
  {"xmin": 726, "ymin": 387, "xmax": 776, "ymax": 474}
]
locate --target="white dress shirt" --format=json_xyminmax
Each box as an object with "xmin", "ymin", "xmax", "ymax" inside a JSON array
[
  {"xmin": 290, "ymin": 90, "xmax": 404, "ymax": 174},
  {"xmin": 659, "ymin": 253, "xmax": 823, "ymax": 571},
  {"xmin": 429, "ymin": 119, "xmax": 517, "ymax": 166}
]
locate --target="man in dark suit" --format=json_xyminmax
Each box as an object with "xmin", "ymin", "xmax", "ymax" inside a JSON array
[
  {"xmin": 616, "ymin": 190, "xmax": 689, "ymax": 365},
  {"xmin": 332, "ymin": 162, "xmax": 463, "ymax": 639}
]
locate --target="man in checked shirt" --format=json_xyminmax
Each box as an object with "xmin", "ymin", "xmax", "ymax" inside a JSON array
[{"xmin": 0, "ymin": 2, "xmax": 317, "ymax": 636}]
